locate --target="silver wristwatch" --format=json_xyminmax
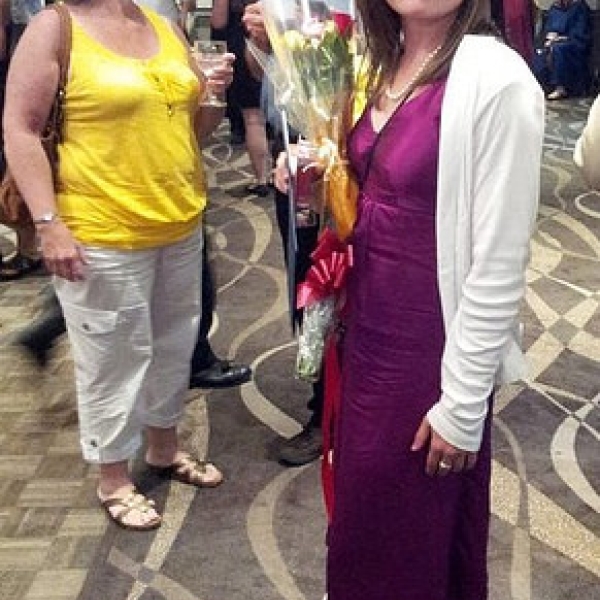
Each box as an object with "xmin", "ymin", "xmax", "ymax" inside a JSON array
[{"xmin": 32, "ymin": 212, "xmax": 59, "ymax": 225}]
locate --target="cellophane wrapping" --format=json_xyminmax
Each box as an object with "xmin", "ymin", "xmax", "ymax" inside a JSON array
[{"xmin": 296, "ymin": 296, "xmax": 335, "ymax": 382}]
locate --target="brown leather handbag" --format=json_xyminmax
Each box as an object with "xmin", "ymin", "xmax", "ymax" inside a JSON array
[{"xmin": 0, "ymin": 3, "xmax": 72, "ymax": 227}]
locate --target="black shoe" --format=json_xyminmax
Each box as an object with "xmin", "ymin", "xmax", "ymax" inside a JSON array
[
  {"xmin": 14, "ymin": 334, "xmax": 52, "ymax": 367},
  {"xmin": 246, "ymin": 183, "xmax": 270, "ymax": 197},
  {"xmin": 278, "ymin": 423, "xmax": 323, "ymax": 466},
  {"xmin": 12, "ymin": 299, "xmax": 66, "ymax": 367},
  {"xmin": 189, "ymin": 359, "xmax": 252, "ymax": 389}
]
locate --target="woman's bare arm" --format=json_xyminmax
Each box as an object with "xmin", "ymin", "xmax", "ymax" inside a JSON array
[
  {"xmin": 4, "ymin": 9, "xmax": 87, "ymax": 281},
  {"xmin": 4, "ymin": 9, "xmax": 62, "ymax": 219}
]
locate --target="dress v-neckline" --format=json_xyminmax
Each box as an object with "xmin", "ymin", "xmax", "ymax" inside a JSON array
[{"xmin": 369, "ymin": 84, "xmax": 439, "ymax": 135}]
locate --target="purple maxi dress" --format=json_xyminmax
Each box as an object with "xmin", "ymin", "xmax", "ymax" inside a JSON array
[{"xmin": 326, "ymin": 81, "xmax": 492, "ymax": 600}]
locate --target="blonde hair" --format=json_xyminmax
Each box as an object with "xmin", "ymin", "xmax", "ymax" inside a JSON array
[{"xmin": 356, "ymin": 0, "xmax": 497, "ymax": 100}]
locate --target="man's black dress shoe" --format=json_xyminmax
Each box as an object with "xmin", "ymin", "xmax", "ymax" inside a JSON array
[{"xmin": 189, "ymin": 359, "xmax": 252, "ymax": 389}]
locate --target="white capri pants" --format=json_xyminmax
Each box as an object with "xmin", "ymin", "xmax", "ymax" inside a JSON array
[{"xmin": 54, "ymin": 229, "xmax": 202, "ymax": 464}]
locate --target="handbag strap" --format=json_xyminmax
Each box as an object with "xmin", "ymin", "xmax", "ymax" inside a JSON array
[
  {"xmin": 45, "ymin": 2, "xmax": 72, "ymax": 142},
  {"xmin": 52, "ymin": 2, "xmax": 72, "ymax": 93}
]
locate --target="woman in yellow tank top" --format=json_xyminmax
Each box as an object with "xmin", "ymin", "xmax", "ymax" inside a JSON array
[{"xmin": 4, "ymin": 0, "xmax": 234, "ymax": 531}]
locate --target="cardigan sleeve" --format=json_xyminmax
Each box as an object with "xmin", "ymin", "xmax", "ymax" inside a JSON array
[
  {"xmin": 427, "ymin": 78, "xmax": 545, "ymax": 452},
  {"xmin": 574, "ymin": 94, "xmax": 600, "ymax": 190}
]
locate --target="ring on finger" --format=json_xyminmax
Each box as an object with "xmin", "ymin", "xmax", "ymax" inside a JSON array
[{"xmin": 438, "ymin": 459, "xmax": 452, "ymax": 471}]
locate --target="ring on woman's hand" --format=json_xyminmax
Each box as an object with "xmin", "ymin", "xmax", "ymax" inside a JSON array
[{"xmin": 438, "ymin": 460, "xmax": 452, "ymax": 471}]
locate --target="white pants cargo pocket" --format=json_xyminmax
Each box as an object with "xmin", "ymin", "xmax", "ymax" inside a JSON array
[{"xmin": 62, "ymin": 301, "xmax": 151, "ymax": 463}]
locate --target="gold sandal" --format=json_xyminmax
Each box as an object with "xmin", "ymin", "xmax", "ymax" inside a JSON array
[
  {"xmin": 147, "ymin": 454, "xmax": 224, "ymax": 488},
  {"xmin": 99, "ymin": 489, "xmax": 162, "ymax": 531}
]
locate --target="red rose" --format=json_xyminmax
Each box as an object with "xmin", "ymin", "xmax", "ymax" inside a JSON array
[{"xmin": 331, "ymin": 11, "xmax": 353, "ymax": 37}]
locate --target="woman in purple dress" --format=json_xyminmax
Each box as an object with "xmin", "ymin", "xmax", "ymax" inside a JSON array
[
  {"xmin": 323, "ymin": 1, "xmax": 544, "ymax": 599},
  {"xmin": 273, "ymin": 0, "xmax": 544, "ymax": 597}
]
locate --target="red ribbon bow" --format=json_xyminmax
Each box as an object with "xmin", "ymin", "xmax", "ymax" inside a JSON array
[{"xmin": 296, "ymin": 228, "xmax": 353, "ymax": 310}]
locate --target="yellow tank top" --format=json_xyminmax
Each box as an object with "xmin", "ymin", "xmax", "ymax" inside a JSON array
[{"xmin": 57, "ymin": 8, "xmax": 206, "ymax": 249}]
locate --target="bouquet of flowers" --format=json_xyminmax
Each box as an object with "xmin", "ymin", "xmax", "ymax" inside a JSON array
[
  {"xmin": 250, "ymin": 1, "xmax": 363, "ymax": 383},
  {"xmin": 258, "ymin": 3, "xmax": 363, "ymax": 512},
  {"xmin": 259, "ymin": 0, "xmax": 361, "ymax": 241}
]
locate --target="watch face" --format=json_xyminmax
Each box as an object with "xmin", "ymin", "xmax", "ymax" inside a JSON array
[{"xmin": 35, "ymin": 213, "xmax": 57, "ymax": 224}]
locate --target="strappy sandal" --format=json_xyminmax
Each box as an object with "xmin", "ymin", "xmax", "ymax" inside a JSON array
[
  {"xmin": 147, "ymin": 454, "xmax": 224, "ymax": 488},
  {"xmin": 99, "ymin": 489, "xmax": 162, "ymax": 531}
]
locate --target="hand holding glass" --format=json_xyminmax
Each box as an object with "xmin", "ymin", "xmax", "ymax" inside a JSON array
[{"xmin": 193, "ymin": 41, "xmax": 228, "ymax": 108}]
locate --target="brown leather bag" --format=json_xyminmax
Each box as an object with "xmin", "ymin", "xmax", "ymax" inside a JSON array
[{"xmin": 0, "ymin": 3, "xmax": 72, "ymax": 227}]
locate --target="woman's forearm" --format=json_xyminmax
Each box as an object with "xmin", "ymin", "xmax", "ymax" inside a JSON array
[
  {"xmin": 4, "ymin": 129, "xmax": 58, "ymax": 220},
  {"xmin": 195, "ymin": 106, "xmax": 226, "ymax": 140}
]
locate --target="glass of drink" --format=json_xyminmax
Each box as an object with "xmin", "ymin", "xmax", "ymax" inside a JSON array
[{"xmin": 193, "ymin": 40, "xmax": 228, "ymax": 108}]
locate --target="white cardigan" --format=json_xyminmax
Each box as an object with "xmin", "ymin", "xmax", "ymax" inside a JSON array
[
  {"xmin": 573, "ymin": 94, "xmax": 600, "ymax": 190},
  {"xmin": 426, "ymin": 35, "xmax": 545, "ymax": 452}
]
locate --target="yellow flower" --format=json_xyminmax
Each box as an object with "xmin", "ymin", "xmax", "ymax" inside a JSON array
[
  {"xmin": 323, "ymin": 20, "xmax": 337, "ymax": 36},
  {"xmin": 282, "ymin": 30, "xmax": 306, "ymax": 51}
]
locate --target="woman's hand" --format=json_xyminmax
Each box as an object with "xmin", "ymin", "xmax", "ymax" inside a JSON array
[
  {"xmin": 36, "ymin": 221, "xmax": 87, "ymax": 281},
  {"xmin": 273, "ymin": 150, "xmax": 291, "ymax": 193},
  {"xmin": 200, "ymin": 52, "xmax": 235, "ymax": 102},
  {"xmin": 411, "ymin": 416, "xmax": 478, "ymax": 476},
  {"xmin": 243, "ymin": 2, "xmax": 270, "ymax": 52}
]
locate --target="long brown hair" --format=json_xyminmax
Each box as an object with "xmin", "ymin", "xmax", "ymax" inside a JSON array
[{"xmin": 356, "ymin": 0, "xmax": 498, "ymax": 100}]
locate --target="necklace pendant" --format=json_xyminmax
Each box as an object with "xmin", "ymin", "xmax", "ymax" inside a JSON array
[{"xmin": 384, "ymin": 87, "xmax": 406, "ymax": 102}]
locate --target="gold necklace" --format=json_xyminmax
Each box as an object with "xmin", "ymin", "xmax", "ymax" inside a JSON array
[{"xmin": 384, "ymin": 44, "xmax": 443, "ymax": 102}]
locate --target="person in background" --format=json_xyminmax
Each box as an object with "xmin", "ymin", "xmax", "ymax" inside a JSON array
[
  {"xmin": 243, "ymin": 0, "xmax": 324, "ymax": 467},
  {"xmin": 0, "ymin": 0, "xmax": 45, "ymax": 280},
  {"xmin": 135, "ymin": 0, "xmax": 196, "ymax": 34},
  {"xmin": 574, "ymin": 92, "xmax": 600, "ymax": 189},
  {"xmin": 212, "ymin": 0, "xmax": 270, "ymax": 197},
  {"xmin": 4, "ymin": 0, "xmax": 234, "ymax": 531},
  {"xmin": 13, "ymin": 284, "xmax": 65, "ymax": 366},
  {"xmin": 490, "ymin": 0, "xmax": 535, "ymax": 61},
  {"xmin": 532, "ymin": 0, "xmax": 592, "ymax": 100},
  {"xmin": 136, "ymin": 0, "xmax": 180, "ymax": 25},
  {"xmin": 273, "ymin": 0, "xmax": 544, "ymax": 598},
  {"xmin": 8, "ymin": 0, "xmax": 43, "ymax": 50}
]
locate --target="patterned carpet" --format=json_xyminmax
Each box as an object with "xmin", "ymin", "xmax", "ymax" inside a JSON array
[{"xmin": 0, "ymin": 97, "xmax": 598, "ymax": 600}]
